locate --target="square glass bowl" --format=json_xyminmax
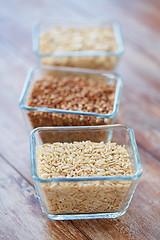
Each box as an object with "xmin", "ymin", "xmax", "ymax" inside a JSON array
[
  {"xmin": 33, "ymin": 18, "xmax": 124, "ymax": 71},
  {"xmin": 30, "ymin": 124, "xmax": 142, "ymax": 220},
  {"xmin": 19, "ymin": 65, "xmax": 123, "ymax": 135}
]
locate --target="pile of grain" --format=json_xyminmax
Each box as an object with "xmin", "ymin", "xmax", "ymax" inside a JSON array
[
  {"xmin": 27, "ymin": 75, "xmax": 115, "ymax": 129},
  {"xmin": 36, "ymin": 141, "xmax": 132, "ymax": 214},
  {"xmin": 39, "ymin": 27, "xmax": 118, "ymax": 70},
  {"xmin": 40, "ymin": 27, "xmax": 117, "ymax": 53}
]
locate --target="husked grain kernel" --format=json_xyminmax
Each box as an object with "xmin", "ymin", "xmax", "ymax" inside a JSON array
[
  {"xmin": 36, "ymin": 141, "xmax": 132, "ymax": 214},
  {"xmin": 37, "ymin": 141, "xmax": 131, "ymax": 178}
]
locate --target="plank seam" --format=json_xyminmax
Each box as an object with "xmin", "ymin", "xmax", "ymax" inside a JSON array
[{"xmin": 71, "ymin": 221, "xmax": 93, "ymax": 240}]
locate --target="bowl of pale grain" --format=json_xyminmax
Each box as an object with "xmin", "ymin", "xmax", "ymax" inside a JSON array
[
  {"xmin": 30, "ymin": 124, "xmax": 142, "ymax": 220},
  {"xmin": 33, "ymin": 18, "xmax": 124, "ymax": 71}
]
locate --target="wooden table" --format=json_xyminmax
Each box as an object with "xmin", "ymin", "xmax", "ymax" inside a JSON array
[{"xmin": 0, "ymin": 0, "xmax": 160, "ymax": 239}]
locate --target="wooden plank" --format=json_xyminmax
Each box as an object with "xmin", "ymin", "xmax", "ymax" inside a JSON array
[
  {"xmin": 0, "ymin": 0, "xmax": 77, "ymax": 61},
  {"xmin": 0, "ymin": 155, "xmax": 89, "ymax": 240},
  {"xmin": 64, "ymin": 0, "xmax": 160, "ymax": 160},
  {"xmin": 116, "ymin": 41, "xmax": 160, "ymax": 160},
  {"xmin": 0, "ymin": 44, "xmax": 32, "ymax": 183},
  {"xmin": 112, "ymin": 0, "xmax": 160, "ymax": 32},
  {"xmin": 72, "ymin": 148, "xmax": 160, "ymax": 240}
]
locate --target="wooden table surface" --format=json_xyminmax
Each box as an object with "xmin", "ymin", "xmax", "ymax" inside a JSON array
[{"xmin": 0, "ymin": 0, "xmax": 160, "ymax": 239}]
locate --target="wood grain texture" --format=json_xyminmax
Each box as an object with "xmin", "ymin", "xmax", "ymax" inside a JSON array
[
  {"xmin": 0, "ymin": 44, "xmax": 31, "ymax": 183},
  {"xmin": 0, "ymin": 155, "xmax": 89, "ymax": 240},
  {"xmin": 0, "ymin": 0, "xmax": 160, "ymax": 239}
]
